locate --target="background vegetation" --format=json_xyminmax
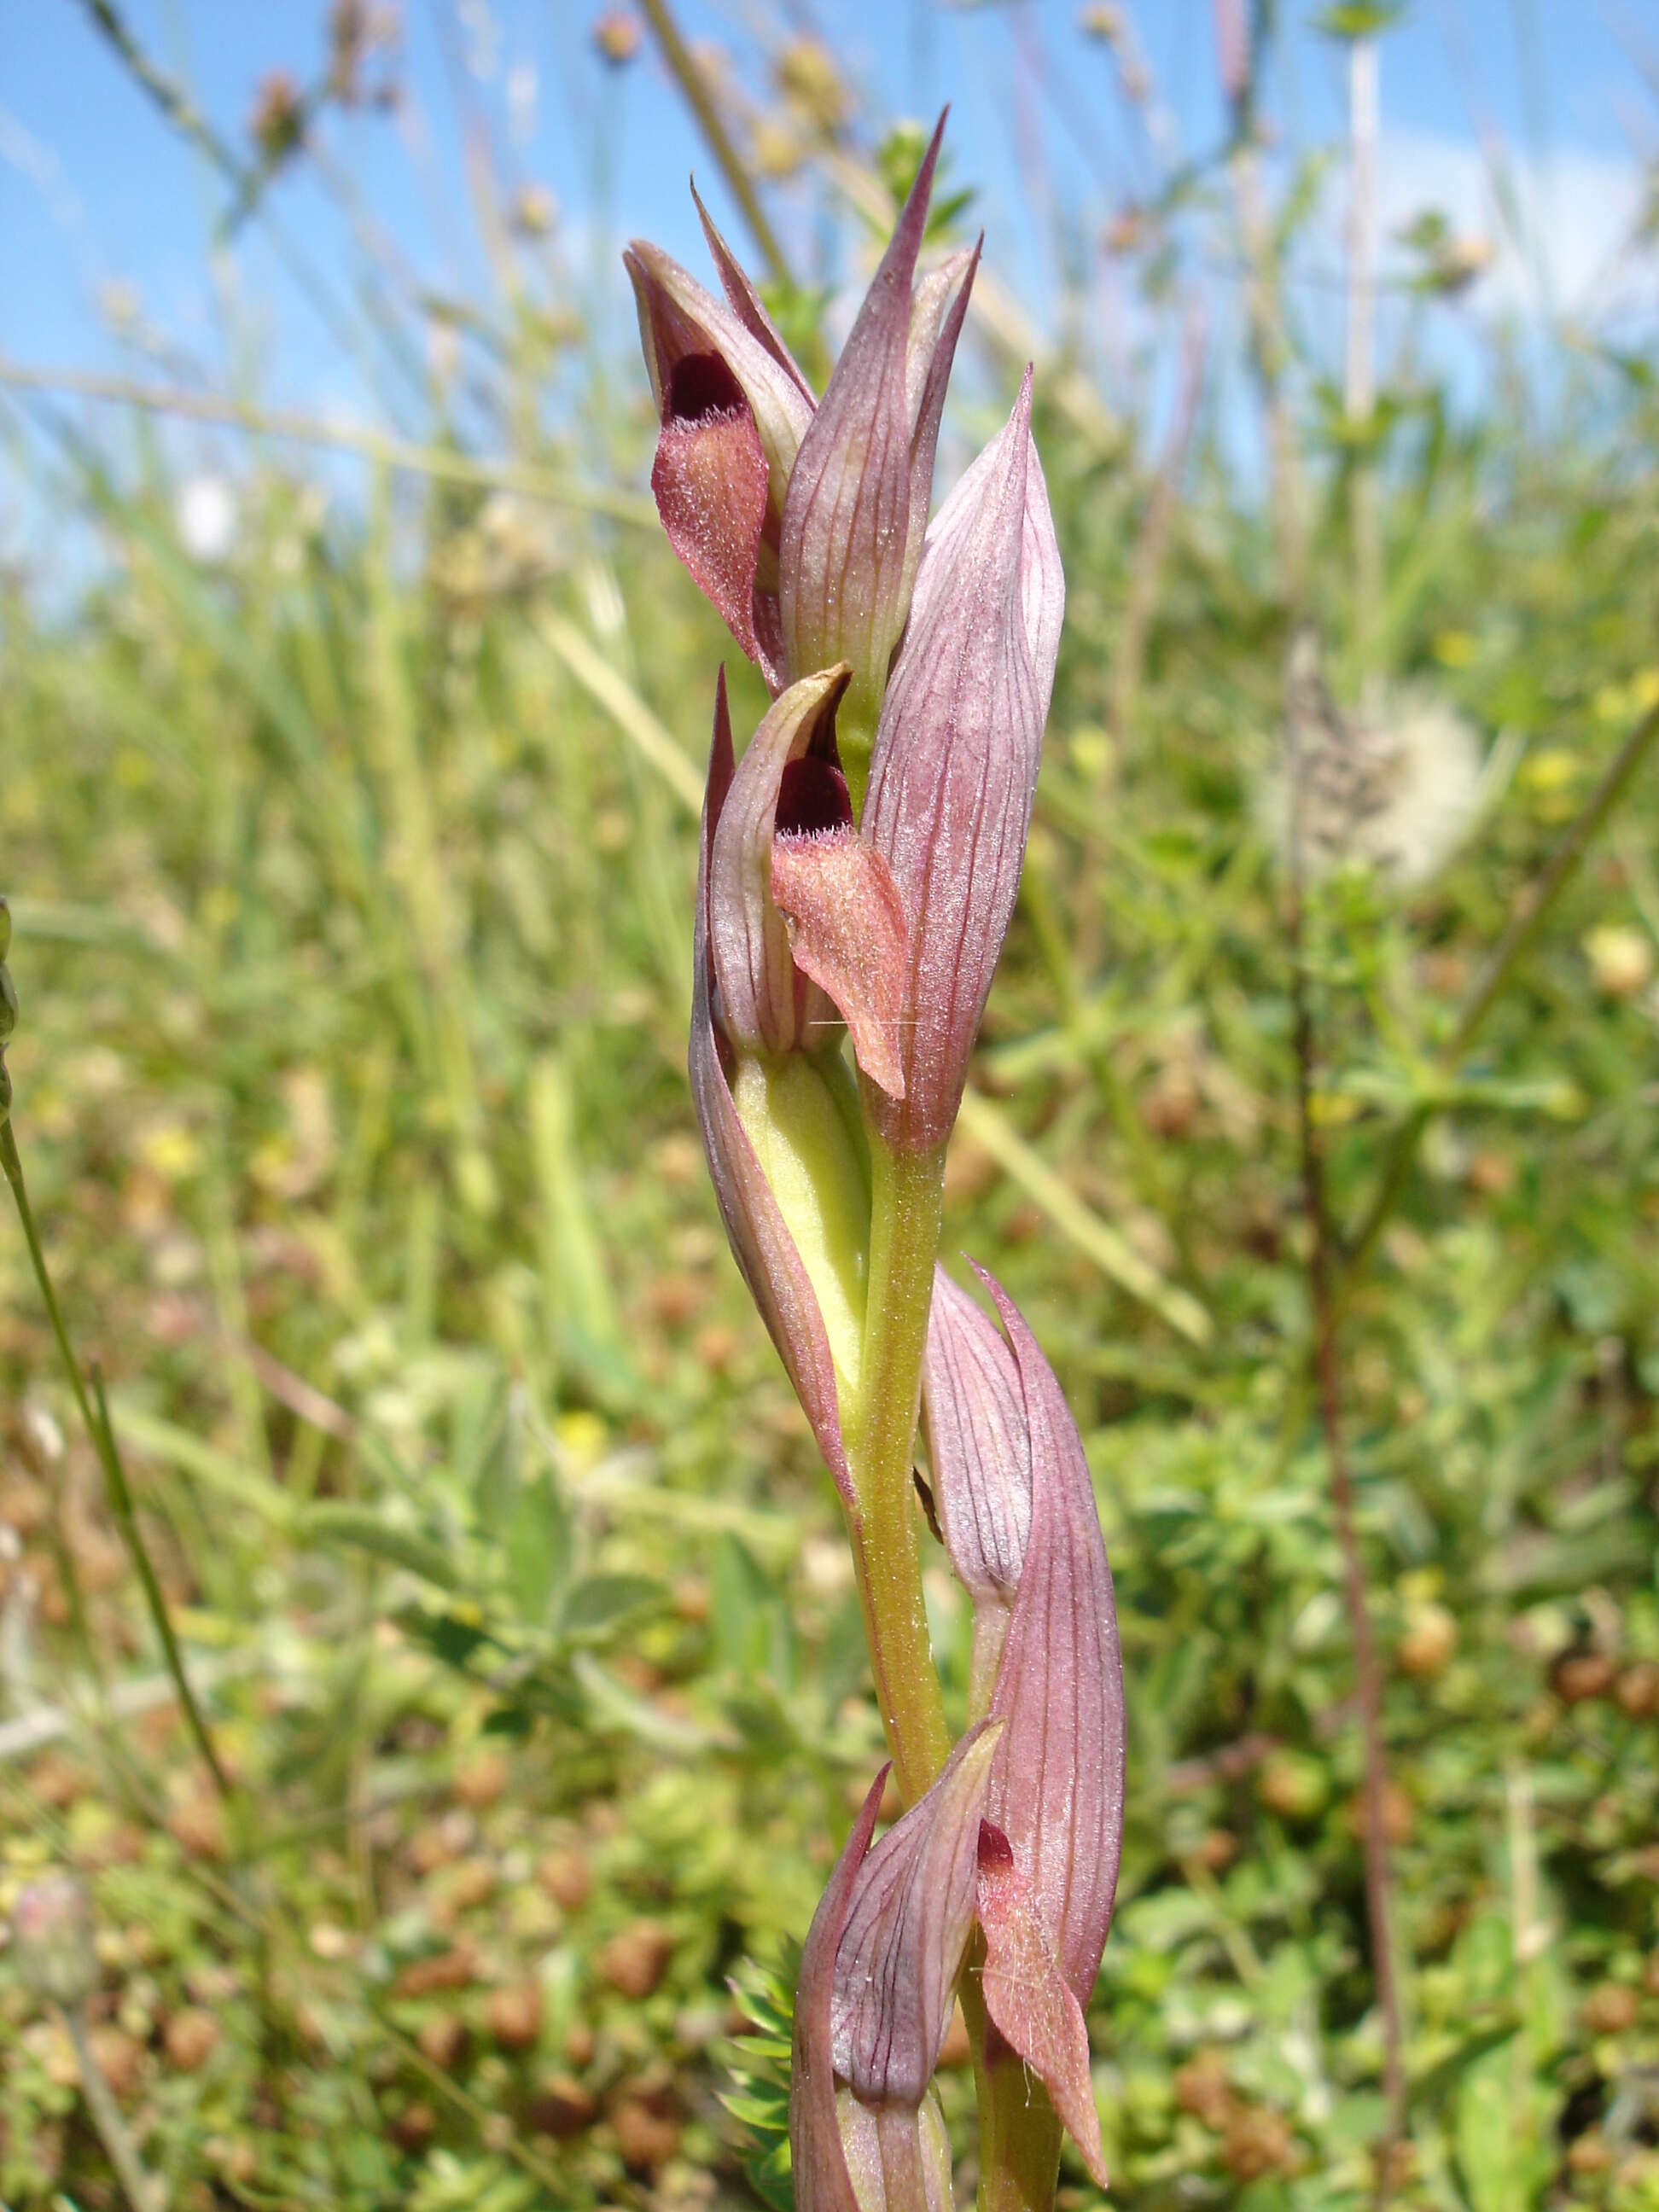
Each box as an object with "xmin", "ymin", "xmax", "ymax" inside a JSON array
[{"xmin": 3, "ymin": 5, "xmax": 1658, "ymax": 2209}]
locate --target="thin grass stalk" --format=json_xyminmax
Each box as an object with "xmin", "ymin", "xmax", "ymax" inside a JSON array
[
  {"xmin": 0, "ymin": 360, "xmax": 654, "ymax": 524},
  {"xmin": 1287, "ymin": 936, "xmax": 1407, "ymax": 2190},
  {"xmin": 0, "ymin": 1122, "xmax": 231, "ymax": 1799},
  {"xmin": 634, "ymin": 0, "xmax": 795, "ymax": 289},
  {"xmin": 1109, "ymin": 297, "xmax": 1208, "ymax": 748},
  {"xmin": 63, "ymin": 2000, "xmax": 161, "ymax": 2212},
  {"xmin": 1346, "ymin": 37, "xmax": 1382, "ymax": 701}
]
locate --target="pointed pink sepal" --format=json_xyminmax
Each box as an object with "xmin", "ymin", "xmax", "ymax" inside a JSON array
[
  {"xmin": 864, "ymin": 374, "xmax": 1065, "ymax": 1151},
  {"xmin": 779, "ymin": 114, "xmax": 975, "ymax": 705},
  {"xmin": 831, "ymin": 1723, "xmax": 998, "ymax": 2104}
]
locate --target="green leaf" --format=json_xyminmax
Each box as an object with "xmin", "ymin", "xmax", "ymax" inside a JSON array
[
  {"xmin": 299, "ymin": 1503, "xmax": 463, "ymax": 1591},
  {"xmin": 559, "ymin": 1573, "xmax": 665, "ymax": 1641},
  {"xmin": 505, "ymin": 1472, "xmax": 572, "ymax": 1627}
]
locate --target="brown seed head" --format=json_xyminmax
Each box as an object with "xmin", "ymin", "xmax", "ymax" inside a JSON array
[
  {"xmin": 597, "ymin": 1920, "xmax": 673, "ymax": 2000},
  {"xmin": 164, "ymin": 2006, "xmax": 220, "ymax": 2072},
  {"xmin": 1583, "ymin": 1982, "xmax": 1639, "ymax": 2036},
  {"xmin": 487, "ymin": 1979, "xmax": 544, "ymax": 2052}
]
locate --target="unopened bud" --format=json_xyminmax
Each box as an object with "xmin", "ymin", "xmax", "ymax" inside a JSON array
[
  {"xmin": 0, "ymin": 960, "xmax": 16, "ymax": 1045},
  {"xmin": 0, "ymin": 895, "xmax": 11, "ymax": 961},
  {"xmin": 12, "ymin": 1876, "xmax": 99, "ymax": 2010}
]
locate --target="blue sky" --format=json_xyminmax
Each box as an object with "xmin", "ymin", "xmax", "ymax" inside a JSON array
[{"xmin": 2, "ymin": 2, "xmax": 1655, "ymax": 470}]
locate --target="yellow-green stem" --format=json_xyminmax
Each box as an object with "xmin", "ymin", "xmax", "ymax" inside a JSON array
[{"xmin": 847, "ymin": 1134, "xmax": 951, "ymax": 1806}]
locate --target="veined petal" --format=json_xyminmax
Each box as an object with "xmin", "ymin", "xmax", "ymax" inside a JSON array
[
  {"xmin": 692, "ymin": 180, "xmax": 817, "ymax": 405},
  {"xmin": 920, "ymin": 1265, "xmax": 1030, "ymax": 1704},
  {"xmin": 863, "ymin": 373, "xmax": 1064, "ymax": 1152},
  {"xmin": 831, "ymin": 1723, "xmax": 999, "ymax": 2105},
  {"xmin": 975, "ymin": 1822, "xmax": 1109, "ymax": 2191},
  {"xmin": 792, "ymin": 1771, "xmax": 887, "ymax": 2212},
  {"xmin": 771, "ymin": 830, "xmax": 908, "ymax": 1097},
  {"xmin": 779, "ymin": 114, "xmax": 946, "ymax": 707},
  {"xmin": 978, "ymin": 1270, "xmax": 1125, "ymax": 2006},
  {"xmin": 904, "ymin": 245, "xmax": 976, "ymax": 441},
  {"xmin": 690, "ymin": 690, "xmax": 853, "ymax": 1503},
  {"xmin": 899, "ymin": 237, "xmax": 979, "ymax": 630},
  {"xmin": 921, "ymin": 1265, "xmax": 1031, "ymax": 1603},
  {"xmin": 710, "ymin": 666, "xmax": 853, "ymax": 1060}
]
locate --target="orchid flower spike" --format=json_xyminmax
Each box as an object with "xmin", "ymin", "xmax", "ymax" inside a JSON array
[
  {"xmin": 686, "ymin": 373, "xmax": 1062, "ymax": 1505},
  {"xmin": 627, "ymin": 116, "xmax": 976, "ymax": 754}
]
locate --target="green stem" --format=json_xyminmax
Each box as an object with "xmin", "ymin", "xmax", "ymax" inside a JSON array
[
  {"xmin": 65, "ymin": 2001, "xmax": 160, "ymax": 2212},
  {"xmin": 847, "ymin": 1135, "xmax": 951, "ymax": 1806},
  {"xmin": 1, "ymin": 1118, "xmax": 231, "ymax": 1800}
]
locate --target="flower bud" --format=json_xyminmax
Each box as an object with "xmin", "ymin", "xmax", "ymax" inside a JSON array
[
  {"xmin": 625, "ymin": 223, "xmax": 815, "ymax": 687},
  {"xmin": 707, "ymin": 666, "xmax": 906, "ymax": 1089},
  {"xmin": 690, "ymin": 696, "xmax": 862, "ymax": 1498},
  {"xmin": 862, "ymin": 374, "xmax": 1064, "ymax": 1152},
  {"xmin": 12, "ymin": 1875, "xmax": 98, "ymax": 2011},
  {"xmin": 974, "ymin": 1270, "xmax": 1123, "ymax": 2005}
]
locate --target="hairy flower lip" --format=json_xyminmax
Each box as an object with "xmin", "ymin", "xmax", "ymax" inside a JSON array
[
  {"xmin": 975, "ymin": 1819, "xmax": 1109, "ymax": 2191},
  {"xmin": 625, "ymin": 236, "xmax": 814, "ymax": 503},
  {"xmin": 626, "ymin": 236, "xmax": 815, "ymax": 686}
]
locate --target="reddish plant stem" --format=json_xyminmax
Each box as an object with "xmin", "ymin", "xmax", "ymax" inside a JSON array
[{"xmin": 1288, "ymin": 905, "xmax": 1406, "ymax": 2197}]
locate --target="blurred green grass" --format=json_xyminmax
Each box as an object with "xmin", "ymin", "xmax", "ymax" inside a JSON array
[{"xmin": 4, "ymin": 16, "xmax": 1659, "ymax": 2210}]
